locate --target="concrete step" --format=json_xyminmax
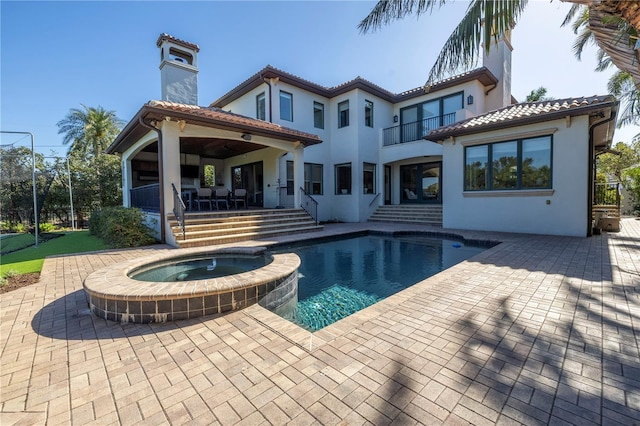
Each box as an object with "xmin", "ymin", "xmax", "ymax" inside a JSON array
[
  {"xmin": 369, "ymin": 204, "xmax": 443, "ymax": 226},
  {"xmin": 175, "ymin": 225, "xmax": 324, "ymax": 248},
  {"xmin": 169, "ymin": 208, "xmax": 322, "ymax": 247}
]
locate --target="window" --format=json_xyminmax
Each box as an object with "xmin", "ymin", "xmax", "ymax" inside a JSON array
[
  {"xmin": 335, "ymin": 163, "xmax": 352, "ymax": 194},
  {"xmin": 365, "ymin": 100, "xmax": 373, "ymax": 127},
  {"xmin": 286, "ymin": 160, "xmax": 294, "ymax": 195},
  {"xmin": 200, "ymin": 164, "xmax": 215, "ymax": 187},
  {"xmin": 464, "ymin": 135, "xmax": 552, "ymax": 191},
  {"xmin": 304, "ymin": 163, "xmax": 323, "ymax": 195},
  {"xmin": 313, "ymin": 102, "xmax": 324, "ymax": 129},
  {"xmin": 256, "ymin": 92, "xmax": 266, "ymax": 121},
  {"xmin": 400, "ymin": 92, "xmax": 463, "ymax": 141},
  {"xmin": 280, "ymin": 91, "xmax": 293, "ymax": 121},
  {"xmin": 338, "ymin": 100, "xmax": 349, "ymax": 128},
  {"xmin": 363, "ymin": 163, "xmax": 376, "ymax": 193}
]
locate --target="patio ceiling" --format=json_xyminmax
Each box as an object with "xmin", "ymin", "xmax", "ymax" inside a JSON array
[{"xmin": 180, "ymin": 137, "xmax": 267, "ymax": 159}]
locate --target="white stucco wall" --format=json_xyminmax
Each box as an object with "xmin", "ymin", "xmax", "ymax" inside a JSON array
[{"xmin": 442, "ymin": 116, "xmax": 591, "ymax": 237}]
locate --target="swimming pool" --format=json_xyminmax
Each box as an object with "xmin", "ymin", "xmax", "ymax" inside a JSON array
[{"xmin": 269, "ymin": 232, "xmax": 489, "ymax": 331}]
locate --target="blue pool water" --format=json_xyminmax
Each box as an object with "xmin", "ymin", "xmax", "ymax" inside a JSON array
[{"xmin": 269, "ymin": 233, "xmax": 489, "ymax": 331}]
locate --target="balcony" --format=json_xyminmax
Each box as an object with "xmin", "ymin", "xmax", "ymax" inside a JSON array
[{"xmin": 383, "ymin": 113, "xmax": 456, "ymax": 146}]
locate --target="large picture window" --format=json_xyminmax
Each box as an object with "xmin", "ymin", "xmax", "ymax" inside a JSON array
[
  {"xmin": 335, "ymin": 163, "xmax": 352, "ymax": 194},
  {"xmin": 304, "ymin": 163, "xmax": 323, "ymax": 195},
  {"xmin": 464, "ymin": 135, "xmax": 552, "ymax": 191},
  {"xmin": 280, "ymin": 91, "xmax": 293, "ymax": 122}
]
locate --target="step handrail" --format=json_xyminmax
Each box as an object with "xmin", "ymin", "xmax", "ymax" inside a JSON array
[
  {"xmin": 300, "ymin": 187, "xmax": 319, "ymax": 226},
  {"xmin": 171, "ymin": 183, "xmax": 187, "ymax": 240},
  {"xmin": 368, "ymin": 192, "xmax": 381, "ymax": 207}
]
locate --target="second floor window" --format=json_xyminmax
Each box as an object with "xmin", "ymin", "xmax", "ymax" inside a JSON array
[
  {"xmin": 338, "ymin": 100, "xmax": 349, "ymax": 128},
  {"xmin": 256, "ymin": 92, "xmax": 265, "ymax": 121},
  {"xmin": 365, "ymin": 100, "xmax": 373, "ymax": 127},
  {"xmin": 280, "ymin": 91, "xmax": 293, "ymax": 121},
  {"xmin": 313, "ymin": 102, "xmax": 324, "ymax": 129}
]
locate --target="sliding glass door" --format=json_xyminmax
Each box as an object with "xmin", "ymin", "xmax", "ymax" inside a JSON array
[
  {"xmin": 231, "ymin": 161, "xmax": 264, "ymax": 207},
  {"xmin": 400, "ymin": 162, "xmax": 442, "ymax": 204}
]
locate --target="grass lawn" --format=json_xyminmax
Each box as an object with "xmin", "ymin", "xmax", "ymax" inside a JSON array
[
  {"xmin": 1, "ymin": 231, "xmax": 109, "ymax": 276},
  {"xmin": 1, "ymin": 233, "xmax": 38, "ymax": 255}
]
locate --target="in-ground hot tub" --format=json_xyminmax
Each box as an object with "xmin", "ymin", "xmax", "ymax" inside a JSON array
[{"xmin": 83, "ymin": 246, "xmax": 300, "ymax": 323}]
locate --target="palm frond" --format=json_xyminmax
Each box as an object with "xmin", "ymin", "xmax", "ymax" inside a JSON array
[
  {"xmin": 358, "ymin": 0, "xmax": 446, "ymax": 34},
  {"xmin": 425, "ymin": 0, "xmax": 528, "ymax": 87},
  {"xmin": 561, "ymin": 4, "xmax": 584, "ymax": 28}
]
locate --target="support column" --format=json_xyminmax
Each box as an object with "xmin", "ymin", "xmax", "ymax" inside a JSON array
[
  {"xmin": 161, "ymin": 121, "xmax": 181, "ymax": 244},
  {"xmin": 292, "ymin": 143, "xmax": 304, "ymax": 208}
]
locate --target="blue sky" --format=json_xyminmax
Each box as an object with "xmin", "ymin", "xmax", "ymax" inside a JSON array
[{"xmin": 1, "ymin": 0, "xmax": 638, "ymax": 154}]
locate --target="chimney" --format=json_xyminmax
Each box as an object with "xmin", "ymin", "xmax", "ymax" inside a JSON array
[
  {"xmin": 483, "ymin": 31, "xmax": 513, "ymax": 110},
  {"xmin": 157, "ymin": 33, "xmax": 200, "ymax": 105}
]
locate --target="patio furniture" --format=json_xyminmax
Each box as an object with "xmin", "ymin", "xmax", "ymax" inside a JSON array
[
  {"xmin": 196, "ymin": 188, "xmax": 212, "ymax": 210},
  {"xmin": 231, "ymin": 188, "xmax": 247, "ymax": 209},
  {"xmin": 213, "ymin": 188, "xmax": 229, "ymax": 210}
]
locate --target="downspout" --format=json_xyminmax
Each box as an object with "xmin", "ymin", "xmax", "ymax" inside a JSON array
[
  {"xmin": 138, "ymin": 116, "xmax": 166, "ymax": 243},
  {"xmin": 587, "ymin": 110, "xmax": 617, "ymax": 237},
  {"xmin": 262, "ymin": 75, "xmax": 273, "ymax": 123}
]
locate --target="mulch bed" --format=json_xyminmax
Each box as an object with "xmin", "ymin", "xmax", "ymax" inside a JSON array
[{"xmin": 1, "ymin": 273, "xmax": 40, "ymax": 294}]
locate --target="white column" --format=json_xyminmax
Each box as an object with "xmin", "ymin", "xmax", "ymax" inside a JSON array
[
  {"xmin": 161, "ymin": 121, "xmax": 181, "ymax": 243},
  {"xmin": 292, "ymin": 143, "xmax": 304, "ymax": 208}
]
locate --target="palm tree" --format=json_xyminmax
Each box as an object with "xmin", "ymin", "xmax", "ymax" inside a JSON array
[
  {"xmin": 525, "ymin": 87, "xmax": 552, "ymax": 102},
  {"xmin": 359, "ymin": 0, "xmax": 639, "ymax": 88},
  {"xmin": 608, "ymin": 71, "xmax": 640, "ymax": 130},
  {"xmin": 57, "ymin": 105, "xmax": 124, "ymax": 159}
]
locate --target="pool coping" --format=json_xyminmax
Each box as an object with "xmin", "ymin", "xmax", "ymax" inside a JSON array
[{"xmin": 83, "ymin": 245, "xmax": 300, "ymax": 323}]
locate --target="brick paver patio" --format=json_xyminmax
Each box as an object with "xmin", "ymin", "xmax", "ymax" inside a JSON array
[{"xmin": 1, "ymin": 219, "xmax": 639, "ymax": 425}]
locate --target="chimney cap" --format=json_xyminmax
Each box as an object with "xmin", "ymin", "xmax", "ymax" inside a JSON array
[{"xmin": 156, "ymin": 33, "xmax": 200, "ymax": 52}]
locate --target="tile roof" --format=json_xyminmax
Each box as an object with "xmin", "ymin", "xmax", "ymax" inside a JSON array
[
  {"xmin": 425, "ymin": 95, "xmax": 617, "ymax": 141},
  {"xmin": 210, "ymin": 65, "xmax": 497, "ymax": 108},
  {"xmin": 156, "ymin": 33, "xmax": 200, "ymax": 52},
  {"xmin": 146, "ymin": 100, "xmax": 320, "ymax": 144},
  {"xmin": 107, "ymin": 100, "xmax": 321, "ymax": 155}
]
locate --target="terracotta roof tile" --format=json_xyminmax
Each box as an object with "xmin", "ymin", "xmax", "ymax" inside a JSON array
[
  {"xmin": 426, "ymin": 95, "xmax": 616, "ymax": 141},
  {"xmin": 156, "ymin": 33, "xmax": 200, "ymax": 52},
  {"xmin": 146, "ymin": 100, "xmax": 320, "ymax": 144}
]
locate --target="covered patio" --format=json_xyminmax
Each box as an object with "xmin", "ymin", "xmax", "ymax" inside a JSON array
[{"xmin": 106, "ymin": 100, "xmax": 321, "ymax": 245}]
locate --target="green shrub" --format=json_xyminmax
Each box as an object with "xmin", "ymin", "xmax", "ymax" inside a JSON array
[
  {"xmin": 10, "ymin": 222, "xmax": 27, "ymax": 233},
  {"xmin": 89, "ymin": 207, "xmax": 156, "ymax": 248},
  {"xmin": 39, "ymin": 222, "xmax": 56, "ymax": 233}
]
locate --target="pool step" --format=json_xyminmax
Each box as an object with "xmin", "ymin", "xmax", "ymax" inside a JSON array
[
  {"xmin": 369, "ymin": 205, "xmax": 442, "ymax": 226},
  {"xmin": 168, "ymin": 208, "xmax": 323, "ymax": 248}
]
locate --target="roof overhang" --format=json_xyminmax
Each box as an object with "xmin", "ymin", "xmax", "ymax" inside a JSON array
[
  {"xmin": 425, "ymin": 97, "xmax": 619, "ymax": 147},
  {"xmin": 107, "ymin": 102, "xmax": 322, "ymax": 155}
]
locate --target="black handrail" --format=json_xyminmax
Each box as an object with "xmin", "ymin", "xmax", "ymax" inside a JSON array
[
  {"xmin": 383, "ymin": 112, "xmax": 456, "ymax": 146},
  {"xmin": 130, "ymin": 183, "xmax": 160, "ymax": 212},
  {"xmin": 594, "ymin": 182, "xmax": 620, "ymax": 207},
  {"xmin": 368, "ymin": 192, "xmax": 381, "ymax": 207},
  {"xmin": 171, "ymin": 183, "xmax": 186, "ymax": 239},
  {"xmin": 300, "ymin": 187, "xmax": 318, "ymax": 226}
]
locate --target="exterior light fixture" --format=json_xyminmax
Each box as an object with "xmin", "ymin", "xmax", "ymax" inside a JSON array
[
  {"xmin": 241, "ymin": 133, "xmax": 252, "ymax": 141},
  {"xmin": 467, "ymin": 95, "xmax": 474, "ymax": 105},
  {"xmin": 393, "ymin": 115, "xmax": 399, "ymax": 123}
]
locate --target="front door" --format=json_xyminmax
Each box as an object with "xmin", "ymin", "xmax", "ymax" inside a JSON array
[{"xmin": 400, "ymin": 162, "xmax": 442, "ymax": 204}]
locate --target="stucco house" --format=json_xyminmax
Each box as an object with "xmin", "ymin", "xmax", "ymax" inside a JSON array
[{"xmin": 107, "ymin": 33, "xmax": 618, "ymax": 246}]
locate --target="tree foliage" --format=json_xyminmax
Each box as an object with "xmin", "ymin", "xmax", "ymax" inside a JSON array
[
  {"xmin": 525, "ymin": 87, "xmax": 552, "ymax": 102},
  {"xmin": 57, "ymin": 105, "xmax": 124, "ymax": 160}
]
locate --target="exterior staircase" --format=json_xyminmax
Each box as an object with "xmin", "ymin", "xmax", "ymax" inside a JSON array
[
  {"xmin": 168, "ymin": 208, "xmax": 323, "ymax": 248},
  {"xmin": 368, "ymin": 204, "xmax": 442, "ymax": 226}
]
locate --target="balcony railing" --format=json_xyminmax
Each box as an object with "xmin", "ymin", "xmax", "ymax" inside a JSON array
[
  {"xmin": 130, "ymin": 183, "xmax": 160, "ymax": 212},
  {"xmin": 383, "ymin": 113, "xmax": 456, "ymax": 146}
]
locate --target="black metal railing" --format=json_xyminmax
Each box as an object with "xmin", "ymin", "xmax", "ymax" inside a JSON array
[
  {"xmin": 383, "ymin": 112, "xmax": 457, "ymax": 146},
  {"xmin": 300, "ymin": 187, "xmax": 318, "ymax": 226},
  {"xmin": 594, "ymin": 182, "xmax": 620, "ymax": 207},
  {"xmin": 171, "ymin": 183, "xmax": 186, "ymax": 239},
  {"xmin": 368, "ymin": 192, "xmax": 381, "ymax": 207},
  {"xmin": 130, "ymin": 183, "xmax": 160, "ymax": 212}
]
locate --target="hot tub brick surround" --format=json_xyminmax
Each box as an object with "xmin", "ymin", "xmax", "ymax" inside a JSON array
[{"xmin": 84, "ymin": 247, "xmax": 300, "ymax": 324}]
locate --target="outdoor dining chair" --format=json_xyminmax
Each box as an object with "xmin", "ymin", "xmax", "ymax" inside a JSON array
[
  {"xmin": 213, "ymin": 188, "xmax": 229, "ymax": 210},
  {"xmin": 231, "ymin": 188, "xmax": 247, "ymax": 209},
  {"xmin": 196, "ymin": 188, "xmax": 212, "ymax": 210}
]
